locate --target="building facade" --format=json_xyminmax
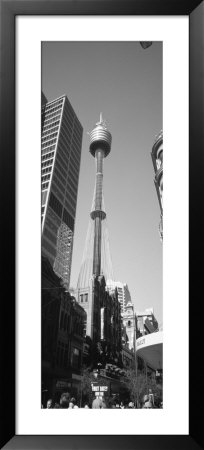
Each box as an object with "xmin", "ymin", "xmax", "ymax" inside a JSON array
[
  {"xmin": 121, "ymin": 300, "xmax": 136, "ymax": 350},
  {"xmin": 42, "ymin": 256, "xmax": 86, "ymax": 405},
  {"xmin": 151, "ymin": 130, "xmax": 163, "ymax": 241},
  {"xmin": 41, "ymin": 94, "xmax": 83, "ymax": 288},
  {"xmin": 76, "ymin": 275, "xmax": 122, "ymax": 369}
]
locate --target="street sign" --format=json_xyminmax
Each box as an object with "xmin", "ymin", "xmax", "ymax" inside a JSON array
[
  {"xmin": 99, "ymin": 386, "xmax": 108, "ymax": 392},
  {"xmin": 91, "ymin": 380, "xmax": 109, "ymax": 398}
]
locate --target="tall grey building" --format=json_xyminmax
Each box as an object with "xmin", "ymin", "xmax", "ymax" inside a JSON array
[
  {"xmin": 41, "ymin": 94, "xmax": 83, "ymax": 288},
  {"xmin": 106, "ymin": 280, "xmax": 132, "ymax": 313}
]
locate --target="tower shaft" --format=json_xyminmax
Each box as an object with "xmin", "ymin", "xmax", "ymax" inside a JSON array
[
  {"xmin": 94, "ymin": 149, "xmax": 104, "ymax": 211},
  {"xmin": 92, "ymin": 148, "xmax": 105, "ymax": 276},
  {"xmin": 93, "ymin": 217, "xmax": 102, "ymax": 276}
]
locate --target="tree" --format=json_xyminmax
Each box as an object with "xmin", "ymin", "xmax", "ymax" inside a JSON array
[
  {"xmin": 125, "ymin": 369, "xmax": 162, "ymax": 408},
  {"xmin": 80, "ymin": 368, "xmax": 96, "ymax": 405}
]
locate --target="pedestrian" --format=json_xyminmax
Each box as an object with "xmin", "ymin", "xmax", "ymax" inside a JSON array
[
  {"xmin": 69, "ymin": 397, "xmax": 77, "ymax": 408},
  {"xmin": 120, "ymin": 401, "xmax": 125, "ymax": 409},
  {"xmin": 46, "ymin": 398, "xmax": 53, "ymax": 409},
  {"xmin": 109, "ymin": 396, "xmax": 116, "ymax": 408},
  {"xmin": 148, "ymin": 389, "xmax": 154, "ymax": 407},
  {"xmin": 101, "ymin": 398, "xmax": 106, "ymax": 408},
  {"xmin": 142, "ymin": 393, "xmax": 152, "ymax": 408},
  {"xmin": 92, "ymin": 397, "xmax": 102, "ymax": 408},
  {"xmin": 54, "ymin": 403, "xmax": 60, "ymax": 408},
  {"xmin": 128, "ymin": 401, "xmax": 134, "ymax": 408},
  {"xmin": 60, "ymin": 392, "xmax": 70, "ymax": 408}
]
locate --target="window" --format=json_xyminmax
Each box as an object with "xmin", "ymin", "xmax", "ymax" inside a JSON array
[
  {"xmin": 41, "ymin": 150, "xmax": 55, "ymax": 159},
  {"xmin": 71, "ymin": 347, "xmax": 80, "ymax": 369},
  {"xmin": 44, "ymin": 227, "xmax": 56, "ymax": 245},
  {"xmin": 41, "ymin": 190, "xmax": 47, "ymax": 206},
  {"xmin": 41, "ymin": 174, "xmax": 51, "ymax": 182},
  {"xmin": 60, "ymin": 311, "xmax": 64, "ymax": 329},
  {"xmin": 42, "ymin": 159, "xmax": 53, "ymax": 168},
  {"xmin": 52, "ymin": 174, "xmax": 65, "ymax": 195},
  {"xmin": 41, "ymin": 238, "xmax": 56, "ymax": 256},
  {"xmin": 63, "ymin": 208, "xmax": 74, "ymax": 230},
  {"xmin": 42, "ymin": 167, "xmax": 52, "ymax": 175},
  {"xmin": 49, "ymin": 192, "xmax": 63, "ymax": 219},
  {"xmin": 41, "ymin": 182, "xmax": 49, "ymax": 190}
]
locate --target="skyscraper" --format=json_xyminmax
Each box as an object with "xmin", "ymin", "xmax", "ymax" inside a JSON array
[
  {"xmin": 106, "ymin": 280, "xmax": 132, "ymax": 313},
  {"xmin": 41, "ymin": 94, "xmax": 83, "ymax": 288}
]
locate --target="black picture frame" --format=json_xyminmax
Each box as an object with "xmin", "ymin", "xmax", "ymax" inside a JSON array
[{"xmin": 0, "ymin": 0, "xmax": 203, "ymax": 449}]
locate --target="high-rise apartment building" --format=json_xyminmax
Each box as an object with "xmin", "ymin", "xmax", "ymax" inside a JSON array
[
  {"xmin": 41, "ymin": 94, "xmax": 83, "ymax": 288},
  {"xmin": 106, "ymin": 280, "xmax": 132, "ymax": 313}
]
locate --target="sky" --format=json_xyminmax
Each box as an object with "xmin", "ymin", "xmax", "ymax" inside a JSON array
[{"xmin": 42, "ymin": 41, "xmax": 163, "ymax": 326}]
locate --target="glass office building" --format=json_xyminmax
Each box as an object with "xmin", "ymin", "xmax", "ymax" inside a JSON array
[{"xmin": 41, "ymin": 94, "xmax": 83, "ymax": 288}]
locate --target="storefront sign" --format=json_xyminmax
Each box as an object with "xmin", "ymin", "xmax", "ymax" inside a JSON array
[
  {"xmin": 91, "ymin": 382, "xmax": 109, "ymax": 398},
  {"xmin": 56, "ymin": 380, "xmax": 71, "ymax": 389},
  {"xmin": 95, "ymin": 391, "xmax": 104, "ymax": 397},
  {"xmin": 99, "ymin": 386, "xmax": 108, "ymax": 392},
  {"xmin": 92, "ymin": 385, "xmax": 99, "ymax": 391}
]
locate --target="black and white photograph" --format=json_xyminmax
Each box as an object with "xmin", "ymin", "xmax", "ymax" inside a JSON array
[
  {"xmin": 41, "ymin": 41, "xmax": 163, "ymax": 410},
  {"xmin": 2, "ymin": 3, "xmax": 203, "ymax": 447}
]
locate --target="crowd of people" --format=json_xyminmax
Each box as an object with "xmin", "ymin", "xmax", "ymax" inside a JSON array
[
  {"xmin": 42, "ymin": 389, "xmax": 162, "ymax": 409},
  {"xmin": 42, "ymin": 393, "xmax": 138, "ymax": 409}
]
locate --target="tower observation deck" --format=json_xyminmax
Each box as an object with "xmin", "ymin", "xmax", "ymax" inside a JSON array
[{"xmin": 89, "ymin": 114, "xmax": 112, "ymax": 276}]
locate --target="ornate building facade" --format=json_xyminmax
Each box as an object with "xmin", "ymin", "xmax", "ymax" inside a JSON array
[
  {"xmin": 121, "ymin": 300, "xmax": 136, "ymax": 351},
  {"xmin": 41, "ymin": 256, "xmax": 86, "ymax": 405}
]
